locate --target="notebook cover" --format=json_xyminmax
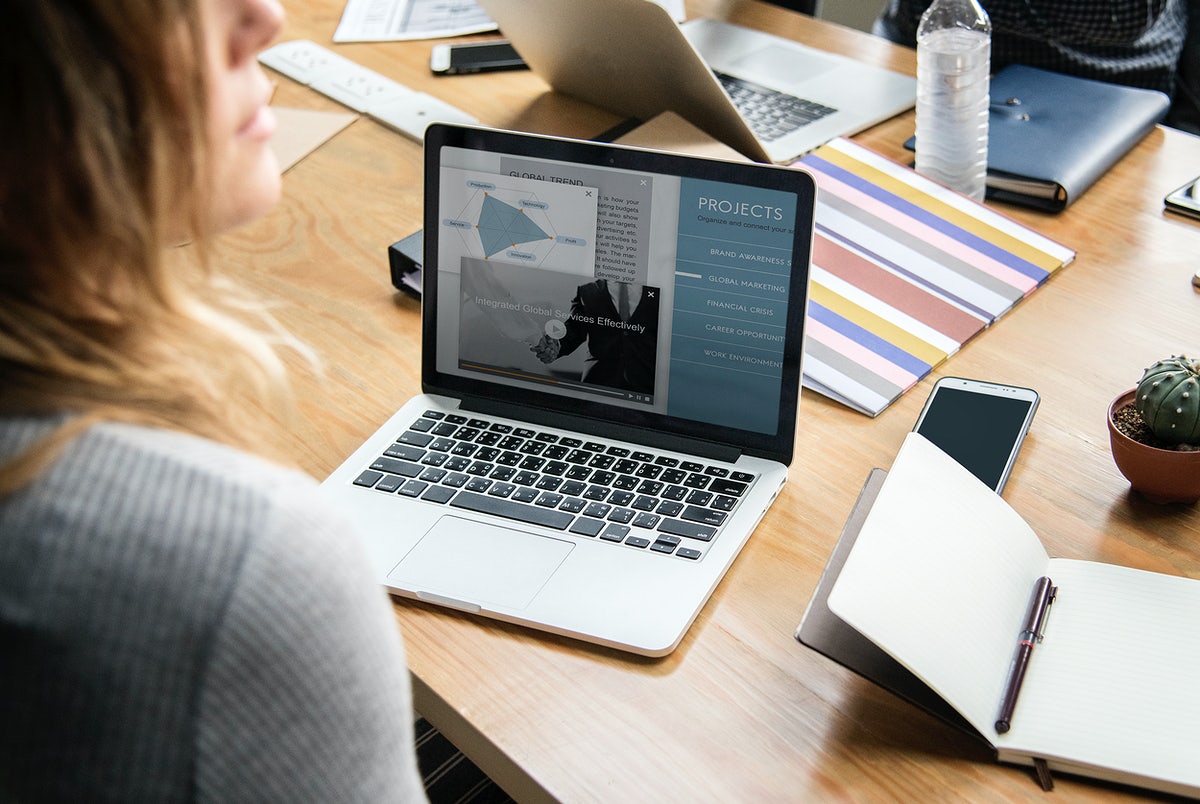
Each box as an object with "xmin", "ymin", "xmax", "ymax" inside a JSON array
[
  {"xmin": 985, "ymin": 65, "xmax": 1168, "ymax": 211},
  {"xmin": 794, "ymin": 138, "xmax": 1075, "ymax": 417},
  {"xmin": 905, "ymin": 65, "xmax": 1169, "ymax": 212},
  {"xmin": 796, "ymin": 469, "xmax": 982, "ymax": 741}
]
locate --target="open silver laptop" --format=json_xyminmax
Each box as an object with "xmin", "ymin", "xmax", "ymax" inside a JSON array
[
  {"xmin": 475, "ymin": 0, "xmax": 916, "ymax": 164},
  {"xmin": 320, "ymin": 124, "xmax": 816, "ymax": 656}
]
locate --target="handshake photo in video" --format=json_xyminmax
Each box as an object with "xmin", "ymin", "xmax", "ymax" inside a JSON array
[{"xmin": 459, "ymin": 257, "xmax": 660, "ymax": 397}]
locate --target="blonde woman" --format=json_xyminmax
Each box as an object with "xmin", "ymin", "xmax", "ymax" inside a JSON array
[{"xmin": 0, "ymin": 0, "xmax": 425, "ymax": 799}]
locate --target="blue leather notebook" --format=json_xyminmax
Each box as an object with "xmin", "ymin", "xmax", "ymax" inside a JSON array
[{"xmin": 908, "ymin": 65, "xmax": 1170, "ymax": 212}]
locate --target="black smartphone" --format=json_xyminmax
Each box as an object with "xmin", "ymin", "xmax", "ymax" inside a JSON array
[
  {"xmin": 430, "ymin": 40, "xmax": 527, "ymax": 75},
  {"xmin": 912, "ymin": 377, "xmax": 1039, "ymax": 493},
  {"xmin": 1164, "ymin": 177, "xmax": 1200, "ymax": 221}
]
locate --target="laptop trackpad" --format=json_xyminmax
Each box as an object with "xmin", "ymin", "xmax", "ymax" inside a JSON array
[
  {"xmin": 732, "ymin": 45, "xmax": 835, "ymax": 84},
  {"xmin": 388, "ymin": 516, "xmax": 573, "ymax": 611}
]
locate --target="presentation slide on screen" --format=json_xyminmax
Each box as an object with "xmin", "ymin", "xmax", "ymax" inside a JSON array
[{"xmin": 436, "ymin": 149, "xmax": 798, "ymax": 430}]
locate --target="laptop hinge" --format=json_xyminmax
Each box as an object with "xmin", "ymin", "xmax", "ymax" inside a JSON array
[{"xmin": 459, "ymin": 397, "xmax": 742, "ymax": 464}]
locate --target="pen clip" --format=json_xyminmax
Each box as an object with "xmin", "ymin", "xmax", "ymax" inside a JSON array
[{"xmin": 1033, "ymin": 584, "xmax": 1057, "ymax": 643}]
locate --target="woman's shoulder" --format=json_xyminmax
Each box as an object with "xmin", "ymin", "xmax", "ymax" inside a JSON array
[
  {"xmin": 1, "ymin": 417, "xmax": 354, "ymax": 590},
  {"xmin": 91, "ymin": 419, "xmax": 315, "ymax": 486},
  {"xmin": 1, "ymin": 415, "xmax": 315, "ymax": 487},
  {"xmin": 0, "ymin": 421, "xmax": 420, "ymax": 800},
  {"xmin": 1, "ymin": 416, "xmax": 389, "ymax": 669}
]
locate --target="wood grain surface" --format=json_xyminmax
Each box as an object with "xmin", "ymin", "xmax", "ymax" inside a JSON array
[{"xmin": 216, "ymin": 2, "xmax": 1200, "ymax": 799}]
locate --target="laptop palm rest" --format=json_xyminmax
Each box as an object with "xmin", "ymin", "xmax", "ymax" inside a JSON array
[
  {"xmin": 389, "ymin": 517, "xmax": 573, "ymax": 611},
  {"xmin": 730, "ymin": 46, "xmax": 836, "ymax": 85}
]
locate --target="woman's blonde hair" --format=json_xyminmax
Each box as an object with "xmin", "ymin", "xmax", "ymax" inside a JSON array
[{"xmin": 0, "ymin": 0, "xmax": 301, "ymax": 490}]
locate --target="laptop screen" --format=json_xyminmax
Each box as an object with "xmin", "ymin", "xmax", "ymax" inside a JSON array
[{"xmin": 422, "ymin": 124, "xmax": 815, "ymax": 464}]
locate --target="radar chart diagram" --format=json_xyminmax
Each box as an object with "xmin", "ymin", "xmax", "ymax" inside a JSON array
[
  {"xmin": 439, "ymin": 168, "xmax": 598, "ymax": 276},
  {"xmin": 478, "ymin": 193, "xmax": 551, "ymax": 257}
]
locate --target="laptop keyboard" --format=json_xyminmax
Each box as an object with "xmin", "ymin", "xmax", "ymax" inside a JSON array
[
  {"xmin": 716, "ymin": 71, "xmax": 837, "ymax": 143},
  {"xmin": 351, "ymin": 410, "xmax": 758, "ymax": 561}
]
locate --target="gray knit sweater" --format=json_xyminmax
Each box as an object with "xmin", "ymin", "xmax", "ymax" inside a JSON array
[{"xmin": 0, "ymin": 417, "xmax": 426, "ymax": 802}]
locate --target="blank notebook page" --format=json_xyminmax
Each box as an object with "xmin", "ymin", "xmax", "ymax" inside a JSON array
[
  {"xmin": 827, "ymin": 432, "xmax": 1049, "ymax": 733},
  {"xmin": 1002, "ymin": 559, "xmax": 1200, "ymax": 785}
]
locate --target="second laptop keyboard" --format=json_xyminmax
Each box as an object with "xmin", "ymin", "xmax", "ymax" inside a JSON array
[{"xmin": 716, "ymin": 71, "xmax": 836, "ymax": 142}]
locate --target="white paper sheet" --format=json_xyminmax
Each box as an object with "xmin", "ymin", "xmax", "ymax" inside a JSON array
[
  {"xmin": 333, "ymin": 0, "xmax": 687, "ymax": 43},
  {"xmin": 334, "ymin": 0, "xmax": 496, "ymax": 42},
  {"xmin": 827, "ymin": 433, "xmax": 1049, "ymax": 734}
]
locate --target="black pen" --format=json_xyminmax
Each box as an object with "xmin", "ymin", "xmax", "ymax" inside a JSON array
[{"xmin": 995, "ymin": 575, "xmax": 1056, "ymax": 734}]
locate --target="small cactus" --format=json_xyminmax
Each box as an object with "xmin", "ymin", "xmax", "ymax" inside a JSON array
[{"xmin": 1135, "ymin": 355, "xmax": 1200, "ymax": 446}]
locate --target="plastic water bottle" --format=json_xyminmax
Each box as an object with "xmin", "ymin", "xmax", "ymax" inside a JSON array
[{"xmin": 914, "ymin": 0, "xmax": 991, "ymax": 201}]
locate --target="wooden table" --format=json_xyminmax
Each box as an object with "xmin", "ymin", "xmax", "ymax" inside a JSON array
[{"xmin": 223, "ymin": 1, "xmax": 1200, "ymax": 799}]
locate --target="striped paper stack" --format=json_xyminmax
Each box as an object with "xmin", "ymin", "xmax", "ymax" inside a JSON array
[{"xmin": 795, "ymin": 138, "xmax": 1075, "ymax": 416}]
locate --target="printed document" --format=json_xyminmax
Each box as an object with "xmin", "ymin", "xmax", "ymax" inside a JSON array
[{"xmin": 333, "ymin": 0, "xmax": 685, "ymax": 42}]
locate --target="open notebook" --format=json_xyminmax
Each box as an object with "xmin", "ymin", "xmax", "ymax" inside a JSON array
[{"xmin": 819, "ymin": 433, "xmax": 1200, "ymax": 797}]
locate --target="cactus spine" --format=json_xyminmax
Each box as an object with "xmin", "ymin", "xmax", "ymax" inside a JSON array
[{"xmin": 1135, "ymin": 355, "xmax": 1200, "ymax": 446}]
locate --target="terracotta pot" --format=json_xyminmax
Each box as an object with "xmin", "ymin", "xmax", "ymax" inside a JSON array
[{"xmin": 1108, "ymin": 389, "xmax": 1200, "ymax": 504}]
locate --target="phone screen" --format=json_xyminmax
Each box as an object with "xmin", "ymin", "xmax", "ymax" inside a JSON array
[{"xmin": 914, "ymin": 382, "xmax": 1038, "ymax": 492}]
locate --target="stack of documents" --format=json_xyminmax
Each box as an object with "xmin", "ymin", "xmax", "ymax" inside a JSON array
[{"xmin": 796, "ymin": 139, "xmax": 1075, "ymax": 416}]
